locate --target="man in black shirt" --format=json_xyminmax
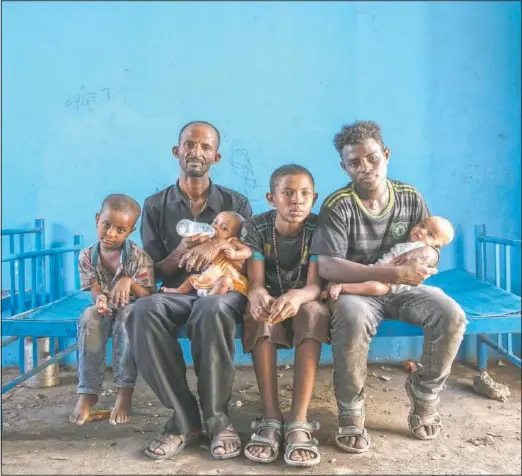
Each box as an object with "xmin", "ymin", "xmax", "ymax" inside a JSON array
[{"xmin": 126, "ymin": 121, "xmax": 251, "ymax": 461}]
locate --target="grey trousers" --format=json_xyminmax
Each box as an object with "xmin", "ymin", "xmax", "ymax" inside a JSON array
[
  {"xmin": 77, "ymin": 305, "xmax": 137, "ymax": 394},
  {"xmin": 126, "ymin": 291, "xmax": 246, "ymax": 436},
  {"xmin": 329, "ymin": 285, "xmax": 467, "ymax": 418}
]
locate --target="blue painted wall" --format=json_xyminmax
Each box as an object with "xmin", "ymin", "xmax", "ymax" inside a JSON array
[{"xmin": 2, "ymin": 1, "xmax": 521, "ymax": 366}]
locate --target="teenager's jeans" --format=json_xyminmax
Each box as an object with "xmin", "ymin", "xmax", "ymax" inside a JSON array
[{"xmin": 329, "ymin": 285, "xmax": 467, "ymax": 418}]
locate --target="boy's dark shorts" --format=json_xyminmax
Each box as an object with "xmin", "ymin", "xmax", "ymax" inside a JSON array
[{"xmin": 242, "ymin": 300, "xmax": 331, "ymax": 353}]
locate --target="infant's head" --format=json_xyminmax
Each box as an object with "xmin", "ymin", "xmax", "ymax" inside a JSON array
[
  {"xmin": 211, "ymin": 211, "xmax": 245, "ymax": 240},
  {"xmin": 409, "ymin": 216, "xmax": 454, "ymax": 249}
]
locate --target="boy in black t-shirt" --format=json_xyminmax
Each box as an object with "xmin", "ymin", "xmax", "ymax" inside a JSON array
[{"xmin": 240, "ymin": 165, "xmax": 330, "ymax": 468}]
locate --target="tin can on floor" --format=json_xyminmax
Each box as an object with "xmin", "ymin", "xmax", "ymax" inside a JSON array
[{"xmin": 24, "ymin": 337, "xmax": 60, "ymax": 388}]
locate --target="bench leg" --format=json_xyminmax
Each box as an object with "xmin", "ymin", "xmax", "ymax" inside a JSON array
[{"xmin": 477, "ymin": 335, "xmax": 489, "ymax": 372}]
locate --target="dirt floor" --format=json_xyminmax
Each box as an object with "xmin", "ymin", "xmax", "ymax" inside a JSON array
[{"xmin": 1, "ymin": 361, "xmax": 521, "ymax": 475}]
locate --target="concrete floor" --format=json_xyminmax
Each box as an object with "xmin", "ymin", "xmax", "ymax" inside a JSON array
[{"xmin": 1, "ymin": 361, "xmax": 521, "ymax": 475}]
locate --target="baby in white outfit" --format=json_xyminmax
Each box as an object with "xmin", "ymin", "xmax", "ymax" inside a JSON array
[{"xmin": 322, "ymin": 216, "xmax": 454, "ymax": 300}]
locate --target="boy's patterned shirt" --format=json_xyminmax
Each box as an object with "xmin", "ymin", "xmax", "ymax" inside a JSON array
[{"xmin": 78, "ymin": 240, "xmax": 154, "ymax": 300}]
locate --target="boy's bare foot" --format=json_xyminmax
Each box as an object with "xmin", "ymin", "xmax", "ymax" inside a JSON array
[
  {"xmin": 70, "ymin": 394, "xmax": 98, "ymax": 426},
  {"xmin": 109, "ymin": 387, "xmax": 133, "ymax": 425}
]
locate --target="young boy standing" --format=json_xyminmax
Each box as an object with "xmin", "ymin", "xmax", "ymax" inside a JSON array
[
  {"xmin": 241, "ymin": 165, "xmax": 330, "ymax": 468},
  {"xmin": 69, "ymin": 194, "xmax": 155, "ymax": 426}
]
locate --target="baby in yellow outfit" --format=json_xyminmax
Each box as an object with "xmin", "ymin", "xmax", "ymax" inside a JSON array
[{"xmin": 161, "ymin": 211, "xmax": 252, "ymax": 297}]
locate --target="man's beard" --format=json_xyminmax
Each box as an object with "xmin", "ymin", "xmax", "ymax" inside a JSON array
[
  {"xmin": 183, "ymin": 157, "xmax": 211, "ymax": 177},
  {"xmin": 185, "ymin": 166, "xmax": 209, "ymax": 178}
]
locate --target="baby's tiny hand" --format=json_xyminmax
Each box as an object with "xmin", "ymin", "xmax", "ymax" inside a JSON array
[{"xmin": 224, "ymin": 248, "xmax": 236, "ymax": 259}]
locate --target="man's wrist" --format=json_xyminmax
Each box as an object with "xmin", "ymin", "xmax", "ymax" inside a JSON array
[{"xmin": 387, "ymin": 266, "xmax": 402, "ymax": 285}]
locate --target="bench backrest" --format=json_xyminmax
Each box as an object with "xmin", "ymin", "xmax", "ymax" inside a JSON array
[
  {"xmin": 475, "ymin": 224, "xmax": 521, "ymax": 293},
  {"xmin": 1, "ymin": 219, "xmax": 83, "ymax": 315}
]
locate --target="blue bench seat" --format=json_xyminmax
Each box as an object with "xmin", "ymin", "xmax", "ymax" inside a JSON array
[{"xmin": 3, "ymin": 269, "xmax": 520, "ymax": 340}]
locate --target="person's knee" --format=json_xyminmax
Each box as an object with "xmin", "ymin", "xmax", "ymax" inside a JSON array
[
  {"xmin": 115, "ymin": 304, "xmax": 133, "ymax": 323},
  {"xmin": 330, "ymin": 295, "xmax": 376, "ymax": 336},
  {"xmin": 79, "ymin": 306, "xmax": 104, "ymax": 351},
  {"xmin": 296, "ymin": 301, "xmax": 329, "ymax": 330},
  {"xmin": 127, "ymin": 295, "xmax": 163, "ymax": 333},
  {"xmin": 190, "ymin": 295, "xmax": 237, "ymax": 333},
  {"xmin": 79, "ymin": 306, "xmax": 100, "ymax": 330},
  {"xmin": 131, "ymin": 295, "xmax": 156, "ymax": 317},
  {"xmin": 438, "ymin": 300, "xmax": 467, "ymax": 337}
]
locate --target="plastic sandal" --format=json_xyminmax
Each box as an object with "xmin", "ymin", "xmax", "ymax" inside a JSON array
[
  {"xmin": 334, "ymin": 402, "xmax": 371, "ymax": 453},
  {"xmin": 283, "ymin": 421, "xmax": 321, "ymax": 467},
  {"xmin": 144, "ymin": 433, "xmax": 198, "ymax": 460},
  {"xmin": 244, "ymin": 418, "xmax": 283, "ymax": 464},
  {"xmin": 405, "ymin": 376, "xmax": 443, "ymax": 440},
  {"xmin": 210, "ymin": 427, "xmax": 242, "ymax": 460}
]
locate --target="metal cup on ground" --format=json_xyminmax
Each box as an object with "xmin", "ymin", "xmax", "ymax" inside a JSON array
[{"xmin": 24, "ymin": 337, "xmax": 60, "ymax": 388}]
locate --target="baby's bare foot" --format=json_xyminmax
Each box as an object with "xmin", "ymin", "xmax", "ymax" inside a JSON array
[{"xmin": 330, "ymin": 284, "xmax": 342, "ymax": 301}]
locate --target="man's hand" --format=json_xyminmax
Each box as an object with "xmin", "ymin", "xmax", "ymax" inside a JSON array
[
  {"xmin": 155, "ymin": 234, "xmax": 213, "ymax": 279},
  {"xmin": 96, "ymin": 295, "xmax": 112, "ymax": 316},
  {"xmin": 267, "ymin": 293, "xmax": 301, "ymax": 325},
  {"xmin": 248, "ymin": 289, "xmax": 275, "ymax": 322},
  {"xmin": 172, "ymin": 234, "xmax": 213, "ymax": 264},
  {"xmin": 109, "ymin": 276, "xmax": 133, "ymax": 308},
  {"xmin": 394, "ymin": 260, "xmax": 437, "ymax": 286},
  {"xmin": 181, "ymin": 233, "xmax": 212, "ymax": 250},
  {"xmin": 390, "ymin": 246, "xmax": 438, "ymax": 267},
  {"xmin": 179, "ymin": 239, "xmax": 229, "ymax": 272}
]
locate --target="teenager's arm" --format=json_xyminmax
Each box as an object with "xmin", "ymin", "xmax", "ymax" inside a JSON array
[
  {"xmin": 268, "ymin": 259, "xmax": 322, "ymax": 324},
  {"xmin": 317, "ymin": 255, "xmax": 436, "ymax": 286},
  {"xmin": 247, "ymin": 258, "xmax": 274, "ymax": 321}
]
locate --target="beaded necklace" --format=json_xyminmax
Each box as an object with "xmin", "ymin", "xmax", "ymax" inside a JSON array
[{"xmin": 271, "ymin": 215, "xmax": 307, "ymax": 295}]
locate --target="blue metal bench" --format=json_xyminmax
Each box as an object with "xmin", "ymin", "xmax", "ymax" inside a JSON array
[
  {"xmin": 2, "ymin": 219, "xmax": 46, "ymax": 315},
  {"xmin": 2, "ymin": 224, "xmax": 520, "ymax": 394},
  {"xmin": 1, "ymin": 228, "xmax": 84, "ymax": 393}
]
